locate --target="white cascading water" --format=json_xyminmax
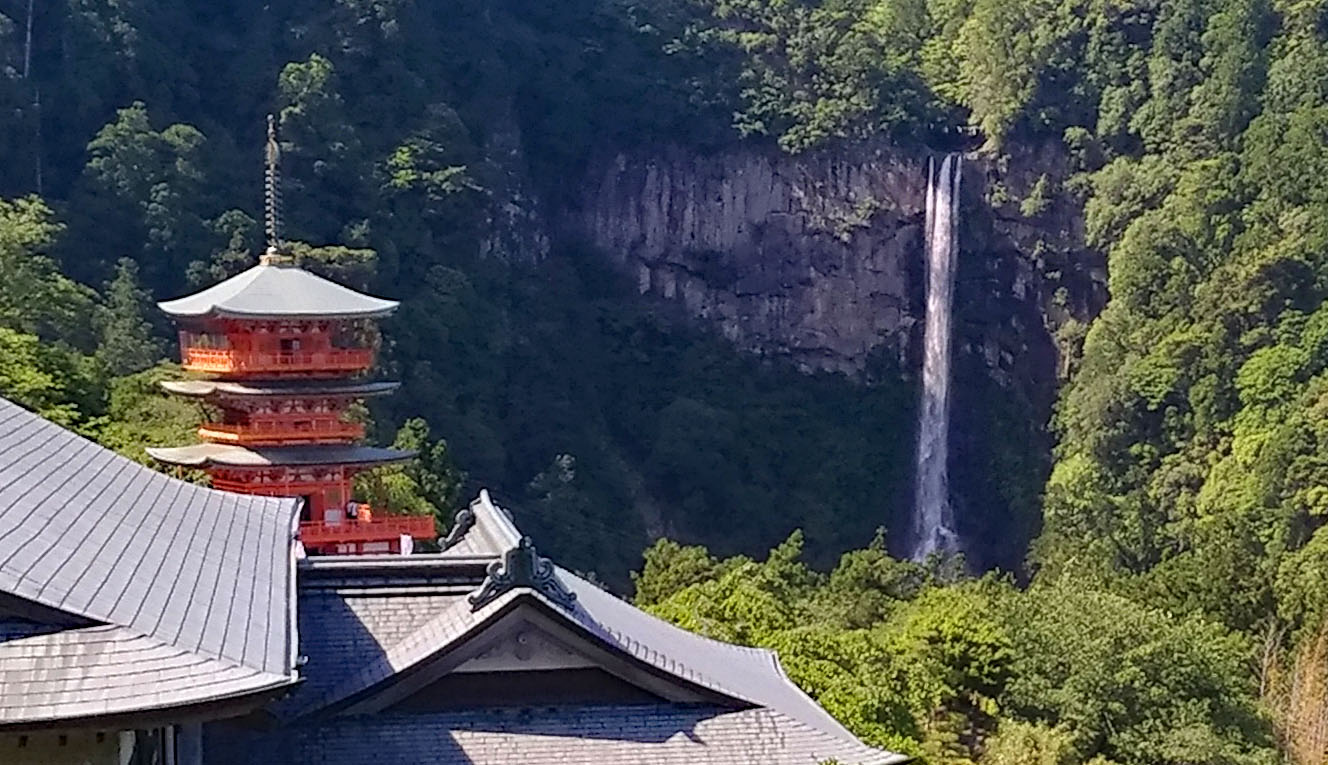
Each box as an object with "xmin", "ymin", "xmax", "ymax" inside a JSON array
[{"xmin": 910, "ymin": 153, "xmax": 962, "ymax": 561}]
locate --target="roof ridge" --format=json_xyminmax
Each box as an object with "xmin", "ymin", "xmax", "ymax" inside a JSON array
[
  {"xmin": 554, "ymin": 569, "xmax": 868, "ymax": 743},
  {"xmin": 558, "ymin": 595, "xmax": 756, "ymax": 707}
]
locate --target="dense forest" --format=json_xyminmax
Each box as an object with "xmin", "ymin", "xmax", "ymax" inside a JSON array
[{"xmin": 3, "ymin": 0, "xmax": 1328, "ymax": 762}]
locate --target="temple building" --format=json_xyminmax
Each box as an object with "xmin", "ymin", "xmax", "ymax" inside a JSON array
[{"xmin": 0, "ymin": 120, "xmax": 906, "ymax": 764}]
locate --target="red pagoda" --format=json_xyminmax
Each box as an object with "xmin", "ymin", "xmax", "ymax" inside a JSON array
[{"xmin": 148, "ymin": 117, "xmax": 436, "ymax": 555}]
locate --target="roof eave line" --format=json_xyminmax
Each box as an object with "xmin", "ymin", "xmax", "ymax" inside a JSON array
[{"xmin": 213, "ymin": 307, "xmax": 398, "ymax": 320}]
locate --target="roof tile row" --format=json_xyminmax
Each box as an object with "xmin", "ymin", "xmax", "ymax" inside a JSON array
[{"xmin": 0, "ymin": 397, "xmax": 300, "ymax": 725}]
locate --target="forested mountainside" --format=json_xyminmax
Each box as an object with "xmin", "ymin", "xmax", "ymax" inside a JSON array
[
  {"xmin": 0, "ymin": 0, "xmax": 927, "ymax": 578},
  {"xmin": 3, "ymin": 0, "xmax": 1328, "ymax": 762}
]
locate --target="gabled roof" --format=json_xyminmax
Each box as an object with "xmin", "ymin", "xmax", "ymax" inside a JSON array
[
  {"xmin": 147, "ymin": 443, "xmax": 415, "ymax": 469},
  {"xmin": 160, "ymin": 380, "xmax": 400, "ymax": 399},
  {"xmin": 157, "ymin": 262, "xmax": 398, "ymax": 320},
  {"xmin": 277, "ymin": 492, "xmax": 905, "ymax": 764},
  {"xmin": 236, "ymin": 705, "xmax": 905, "ymax": 765},
  {"xmin": 306, "ymin": 569, "xmax": 859, "ymax": 742},
  {"xmin": 0, "ymin": 397, "xmax": 301, "ymax": 726}
]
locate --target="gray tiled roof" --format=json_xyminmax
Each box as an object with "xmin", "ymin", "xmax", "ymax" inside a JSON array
[
  {"xmin": 281, "ymin": 492, "xmax": 902, "ymax": 762},
  {"xmin": 209, "ymin": 705, "xmax": 906, "ymax": 765},
  {"xmin": 561, "ymin": 566, "xmax": 861, "ymax": 741},
  {"xmin": 305, "ymin": 574, "xmax": 859, "ymax": 743},
  {"xmin": 291, "ymin": 585, "xmax": 523, "ymax": 716},
  {"xmin": 0, "ymin": 625, "xmax": 290, "ymax": 724},
  {"xmin": 284, "ymin": 578, "xmax": 470, "ymax": 713},
  {"xmin": 146, "ymin": 443, "xmax": 415, "ymax": 468},
  {"xmin": 160, "ymin": 380, "xmax": 400, "ymax": 398},
  {"xmin": 158, "ymin": 263, "xmax": 398, "ymax": 319},
  {"xmin": 0, "ymin": 397, "xmax": 300, "ymax": 722}
]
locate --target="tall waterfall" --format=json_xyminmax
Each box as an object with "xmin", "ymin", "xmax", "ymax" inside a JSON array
[{"xmin": 910, "ymin": 154, "xmax": 962, "ymax": 560}]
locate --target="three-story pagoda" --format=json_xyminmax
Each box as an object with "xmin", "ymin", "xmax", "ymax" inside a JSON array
[{"xmin": 148, "ymin": 118, "xmax": 436, "ymax": 555}]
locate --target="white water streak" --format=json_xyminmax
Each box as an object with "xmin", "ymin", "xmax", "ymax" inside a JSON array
[{"xmin": 910, "ymin": 154, "xmax": 961, "ymax": 561}]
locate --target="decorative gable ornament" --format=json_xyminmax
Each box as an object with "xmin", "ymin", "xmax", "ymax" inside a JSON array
[
  {"xmin": 439, "ymin": 506, "xmax": 477, "ymax": 551},
  {"xmin": 468, "ymin": 536, "xmax": 578, "ymax": 611}
]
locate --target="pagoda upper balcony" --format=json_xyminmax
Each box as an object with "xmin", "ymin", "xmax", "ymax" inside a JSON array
[
  {"xmin": 181, "ymin": 346, "xmax": 376, "ymax": 376},
  {"xmin": 197, "ymin": 418, "xmax": 365, "ymax": 446}
]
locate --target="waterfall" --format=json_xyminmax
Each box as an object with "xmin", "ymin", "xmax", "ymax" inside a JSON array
[{"xmin": 910, "ymin": 153, "xmax": 962, "ymax": 561}]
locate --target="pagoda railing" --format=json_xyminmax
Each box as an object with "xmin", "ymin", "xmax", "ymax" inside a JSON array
[
  {"xmin": 182, "ymin": 347, "xmax": 374, "ymax": 375},
  {"xmin": 198, "ymin": 418, "xmax": 364, "ymax": 445},
  {"xmin": 299, "ymin": 514, "xmax": 437, "ymax": 546}
]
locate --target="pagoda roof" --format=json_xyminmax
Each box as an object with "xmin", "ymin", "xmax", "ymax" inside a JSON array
[
  {"xmin": 147, "ymin": 443, "xmax": 416, "ymax": 469},
  {"xmin": 0, "ymin": 396, "xmax": 300, "ymax": 728},
  {"xmin": 158, "ymin": 261, "xmax": 398, "ymax": 320},
  {"xmin": 160, "ymin": 379, "xmax": 400, "ymax": 399}
]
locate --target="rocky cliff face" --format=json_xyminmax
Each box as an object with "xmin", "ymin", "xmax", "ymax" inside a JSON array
[
  {"xmin": 573, "ymin": 147, "xmax": 928, "ymax": 376},
  {"xmin": 567, "ymin": 142, "xmax": 1102, "ymax": 377},
  {"xmin": 561, "ymin": 141, "xmax": 1106, "ymax": 568}
]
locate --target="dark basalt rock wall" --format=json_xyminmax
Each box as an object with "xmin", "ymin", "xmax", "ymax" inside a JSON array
[
  {"xmin": 559, "ymin": 141, "xmax": 1106, "ymax": 570},
  {"xmin": 573, "ymin": 146, "xmax": 927, "ymax": 376}
]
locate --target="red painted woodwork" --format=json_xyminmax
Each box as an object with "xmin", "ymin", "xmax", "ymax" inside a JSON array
[
  {"xmin": 165, "ymin": 312, "xmax": 435, "ymax": 554},
  {"xmin": 299, "ymin": 515, "xmax": 436, "ymax": 546},
  {"xmin": 181, "ymin": 346, "xmax": 374, "ymax": 376},
  {"xmin": 198, "ymin": 417, "xmax": 364, "ymax": 445},
  {"xmin": 177, "ymin": 319, "xmax": 377, "ymax": 377}
]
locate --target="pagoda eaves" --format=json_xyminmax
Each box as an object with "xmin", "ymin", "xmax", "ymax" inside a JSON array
[
  {"xmin": 160, "ymin": 379, "xmax": 401, "ymax": 398},
  {"xmin": 158, "ymin": 260, "xmax": 398, "ymax": 320},
  {"xmin": 147, "ymin": 443, "xmax": 416, "ymax": 468}
]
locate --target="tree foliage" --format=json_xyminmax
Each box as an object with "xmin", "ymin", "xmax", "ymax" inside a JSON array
[
  {"xmin": 355, "ymin": 417, "xmax": 466, "ymax": 530},
  {"xmin": 95, "ymin": 258, "xmax": 165, "ymax": 376},
  {"xmin": 636, "ymin": 535, "xmax": 1278, "ymax": 764}
]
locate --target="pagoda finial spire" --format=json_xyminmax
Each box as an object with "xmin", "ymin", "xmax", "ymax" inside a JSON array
[{"xmin": 262, "ymin": 114, "xmax": 289, "ymax": 264}]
